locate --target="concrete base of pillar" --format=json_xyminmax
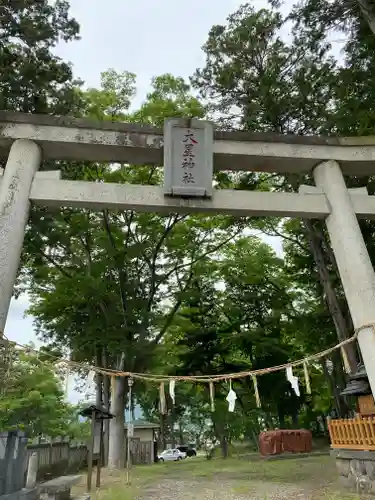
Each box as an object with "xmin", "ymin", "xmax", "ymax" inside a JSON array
[{"xmin": 332, "ymin": 449, "xmax": 375, "ymax": 495}]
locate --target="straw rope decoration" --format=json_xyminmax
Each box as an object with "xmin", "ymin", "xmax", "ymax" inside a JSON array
[
  {"xmin": 1, "ymin": 324, "xmax": 370, "ymax": 387},
  {"xmin": 252, "ymin": 374, "xmax": 261, "ymax": 408}
]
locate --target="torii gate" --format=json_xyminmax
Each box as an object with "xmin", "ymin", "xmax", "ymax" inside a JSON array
[{"xmin": 1, "ymin": 112, "xmax": 375, "ymax": 394}]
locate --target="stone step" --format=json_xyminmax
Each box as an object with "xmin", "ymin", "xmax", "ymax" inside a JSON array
[
  {"xmin": 39, "ymin": 475, "xmax": 81, "ymax": 494},
  {"xmin": 39, "ymin": 475, "xmax": 82, "ymax": 500}
]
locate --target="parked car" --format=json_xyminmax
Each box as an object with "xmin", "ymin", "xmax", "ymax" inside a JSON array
[
  {"xmin": 157, "ymin": 448, "xmax": 187, "ymax": 462},
  {"xmin": 177, "ymin": 445, "xmax": 197, "ymax": 457}
]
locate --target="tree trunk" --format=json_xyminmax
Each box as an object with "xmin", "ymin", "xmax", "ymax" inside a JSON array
[
  {"xmin": 332, "ymin": 350, "xmax": 352, "ymax": 417},
  {"xmin": 304, "ymin": 219, "xmax": 357, "ymax": 372},
  {"xmin": 103, "ymin": 377, "xmax": 110, "ymax": 466},
  {"xmin": 291, "ymin": 411, "xmax": 299, "ymax": 428},
  {"xmin": 319, "ymin": 414, "xmax": 327, "ymax": 433},
  {"xmin": 178, "ymin": 421, "xmax": 184, "ymax": 445},
  {"xmin": 159, "ymin": 413, "xmax": 166, "ymax": 450},
  {"xmin": 95, "ymin": 374, "xmax": 102, "ymax": 406},
  {"xmin": 95, "ymin": 353, "xmax": 103, "ymax": 408},
  {"xmin": 333, "ymin": 350, "xmax": 347, "ymax": 390},
  {"xmin": 170, "ymin": 409, "xmax": 176, "ymax": 447},
  {"xmin": 220, "ymin": 437, "xmax": 229, "ymax": 459},
  {"xmin": 102, "ymin": 350, "xmax": 110, "ymax": 466},
  {"xmin": 287, "ymin": 177, "xmax": 357, "ymax": 372},
  {"xmin": 277, "ymin": 405, "xmax": 286, "ymax": 429},
  {"xmin": 264, "ymin": 412, "xmax": 275, "ymax": 430},
  {"xmin": 321, "ymin": 361, "xmax": 348, "ymax": 418},
  {"xmin": 356, "ymin": 0, "xmax": 375, "ymax": 36},
  {"xmin": 250, "ymin": 429, "xmax": 260, "ymax": 452},
  {"xmin": 212, "ymin": 416, "xmax": 228, "ymax": 458},
  {"xmin": 108, "ymin": 376, "xmax": 126, "ymax": 469}
]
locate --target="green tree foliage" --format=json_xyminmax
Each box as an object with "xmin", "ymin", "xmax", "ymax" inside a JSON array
[
  {"xmin": 286, "ymin": 0, "xmax": 375, "ymax": 53},
  {"xmin": 191, "ymin": 2, "xmax": 362, "ymax": 342},
  {"xmin": 192, "ymin": 5, "xmax": 336, "ymax": 134},
  {"xmin": 0, "ymin": 0, "xmax": 81, "ymax": 114},
  {"xmin": 21, "ymin": 70, "xmax": 244, "ymax": 467},
  {"xmin": 25, "ymin": 72, "xmax": 240, "ymax": 371},
  {"xmin": 8, "ymin": 0, "xmax": 375, "ymax": 464},
  {"xmin": 0, "ymin": 349, "xmax": 80, "ymax": 438},
  {"xmin": 132, "ymin": 74, "xmax": 205, "ymax": 126},
  {"xmin": 189, "ymin": 1, "xmax": 375, "ymax": 425},
  {"xmin": 138, "ymin": 236, "xmax": 330, "ymax": 453}
]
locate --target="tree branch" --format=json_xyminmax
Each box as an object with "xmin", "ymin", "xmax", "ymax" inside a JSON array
[
  {"xmin": 152, "ymin": 267, "xmax": 195, "ymax": 345},
  {"xmin": 38, "ymin": 249, "xmax": 73, "ymax": 279},
  {"xmin": 145, "ymin": 214, "xmax": 187, "ymax": 314},
  {"xmin": 102, "ymin": 209, "xmax": 128, "ymax": 328},
  {"xmin": 264, "ymin": 221, "xmax": 309, "ymax": 253}
]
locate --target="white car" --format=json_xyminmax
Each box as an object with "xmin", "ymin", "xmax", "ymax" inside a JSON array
[{"xmin": 157, "ymin": 448, "xmax": 187, "ymax": 462}]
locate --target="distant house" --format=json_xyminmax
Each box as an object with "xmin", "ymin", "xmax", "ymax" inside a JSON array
[{"xmin": 124, "ymin": 420, "xmax": 160, "ymax": 465}]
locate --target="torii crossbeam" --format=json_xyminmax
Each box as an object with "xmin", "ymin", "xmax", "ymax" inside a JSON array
[{"xmin": 1, "ymin": 112, "xmax": 374, "ymax": 397}]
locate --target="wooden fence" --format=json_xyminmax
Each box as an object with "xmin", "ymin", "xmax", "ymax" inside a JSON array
[
  {"xmin": 25, "ymin": 438, "xmax": 153, "ymax": 479},
  {"xmin": 328, "ymin": 416, "xmax": 375, "ymax": 450},
  {"xmin": 125, "ymin": 439, "xmax": 153, "ymax": 465},
  {"xmin": 24, "ymin": 440, "xmax": 88, "ymax": 481}
]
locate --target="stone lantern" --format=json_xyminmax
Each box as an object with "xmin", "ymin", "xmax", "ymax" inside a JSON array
[{"xmin": 341, "ymin": 364, "xmax": 375, "ymax": 416}]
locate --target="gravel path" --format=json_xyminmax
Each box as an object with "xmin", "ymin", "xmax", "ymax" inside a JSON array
[{"xmin": 137, "ymin": 478, "xmax": 312, "ymax": 500}]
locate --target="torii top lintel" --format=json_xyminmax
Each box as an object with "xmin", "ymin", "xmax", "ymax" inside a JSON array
[{"xmin": 0, "ymin": 111, "xmax": 374, "ymax": 176}]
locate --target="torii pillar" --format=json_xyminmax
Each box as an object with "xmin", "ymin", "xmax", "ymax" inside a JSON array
[
  {"xmin": 313, "ymin": 160, "xmax": 375, "ymax": 395},
  {"xmin": 0, "ymin": 139, "xmax": 41, "ymax": 334}
]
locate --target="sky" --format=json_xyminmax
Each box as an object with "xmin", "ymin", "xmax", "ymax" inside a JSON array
[
  {"xmin": 5, "ymin": 0, "xmax": 288, "ymax": 403},
  {"xmin": 54, "ymin": 0, "xmax": 291, "ymax": 106}
]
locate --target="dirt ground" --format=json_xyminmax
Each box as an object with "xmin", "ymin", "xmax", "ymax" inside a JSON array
[
  {"xmin": 138, "ymin": 477, "xmax": 311, "ymax": 499},
  {"xmin": 75, "ymin": 455, "xmax": 365, "ymax": 500}
]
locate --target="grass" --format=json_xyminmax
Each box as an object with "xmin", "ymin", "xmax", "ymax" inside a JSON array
[{"xmin": 73, "ymin": 455, "xmax": 365, "ymax": 500}]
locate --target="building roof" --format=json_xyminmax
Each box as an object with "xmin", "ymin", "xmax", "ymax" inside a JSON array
[
  {"xmin": 124, "ymin": 419, "xmax": 160, "ymax": 429},
  {"xmin": 79, "ymin": 403, "xmax": 114, "ymax": 420}
]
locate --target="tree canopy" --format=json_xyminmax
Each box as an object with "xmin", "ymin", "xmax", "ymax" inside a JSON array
[
  {"xmin": 0, "ymin": 348, "xmax": 88, "ymax": 439},
  {"xmin": 2, "ymin": 0, "xmax": 375, "ymax": 466}
]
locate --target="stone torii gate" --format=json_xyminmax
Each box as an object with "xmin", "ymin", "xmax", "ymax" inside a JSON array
[{"xmin": 1, "ymin": 112, "xmax": 375, "ymax": 395}]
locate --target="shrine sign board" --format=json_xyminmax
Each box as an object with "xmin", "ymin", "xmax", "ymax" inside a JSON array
[
  {"xmin": 127, "ymin": 423, "xmax": 134, "ymax": 438},
  {"xmin": 163, "ymin": 118, "xmax": 214, "ymax": 198},
  {"xmin": 94, "ymin": 420, "xmax": 101, "ymax": 455}
]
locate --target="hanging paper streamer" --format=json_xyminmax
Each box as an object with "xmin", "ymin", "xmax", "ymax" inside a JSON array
[
  {"xmin": 303, "ymin": 361, "xmax": 311, "ymax": 395},
  {"xmin": 226, "ymin": 380, "xmax": 237, "ymax": 412},
  {"xmin": 159, "ymin": 382, "xmax": 167, "ymax": 414},
  {"xmin": 209, "ymin": 381, "xmax": 215, "ymax": 412},
  {"xmin": 169, "ymin": 379, "xmax": 175, "ymax": 404},
  {"xmin": 252, "ymin": 375, "xmax": 261, "ymax": 408},
  {"xmin": 341, "ymin": 347, "xmax": 351, "ymax": 374},
  {"xmin": 286, "ymin": 366, "xmax": 300, "ymax": 397}
]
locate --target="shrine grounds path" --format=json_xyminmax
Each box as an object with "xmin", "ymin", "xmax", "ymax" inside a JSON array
[{"xmin": 74, "ymin": 454, "xmax": 365, "ymax": 500}]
